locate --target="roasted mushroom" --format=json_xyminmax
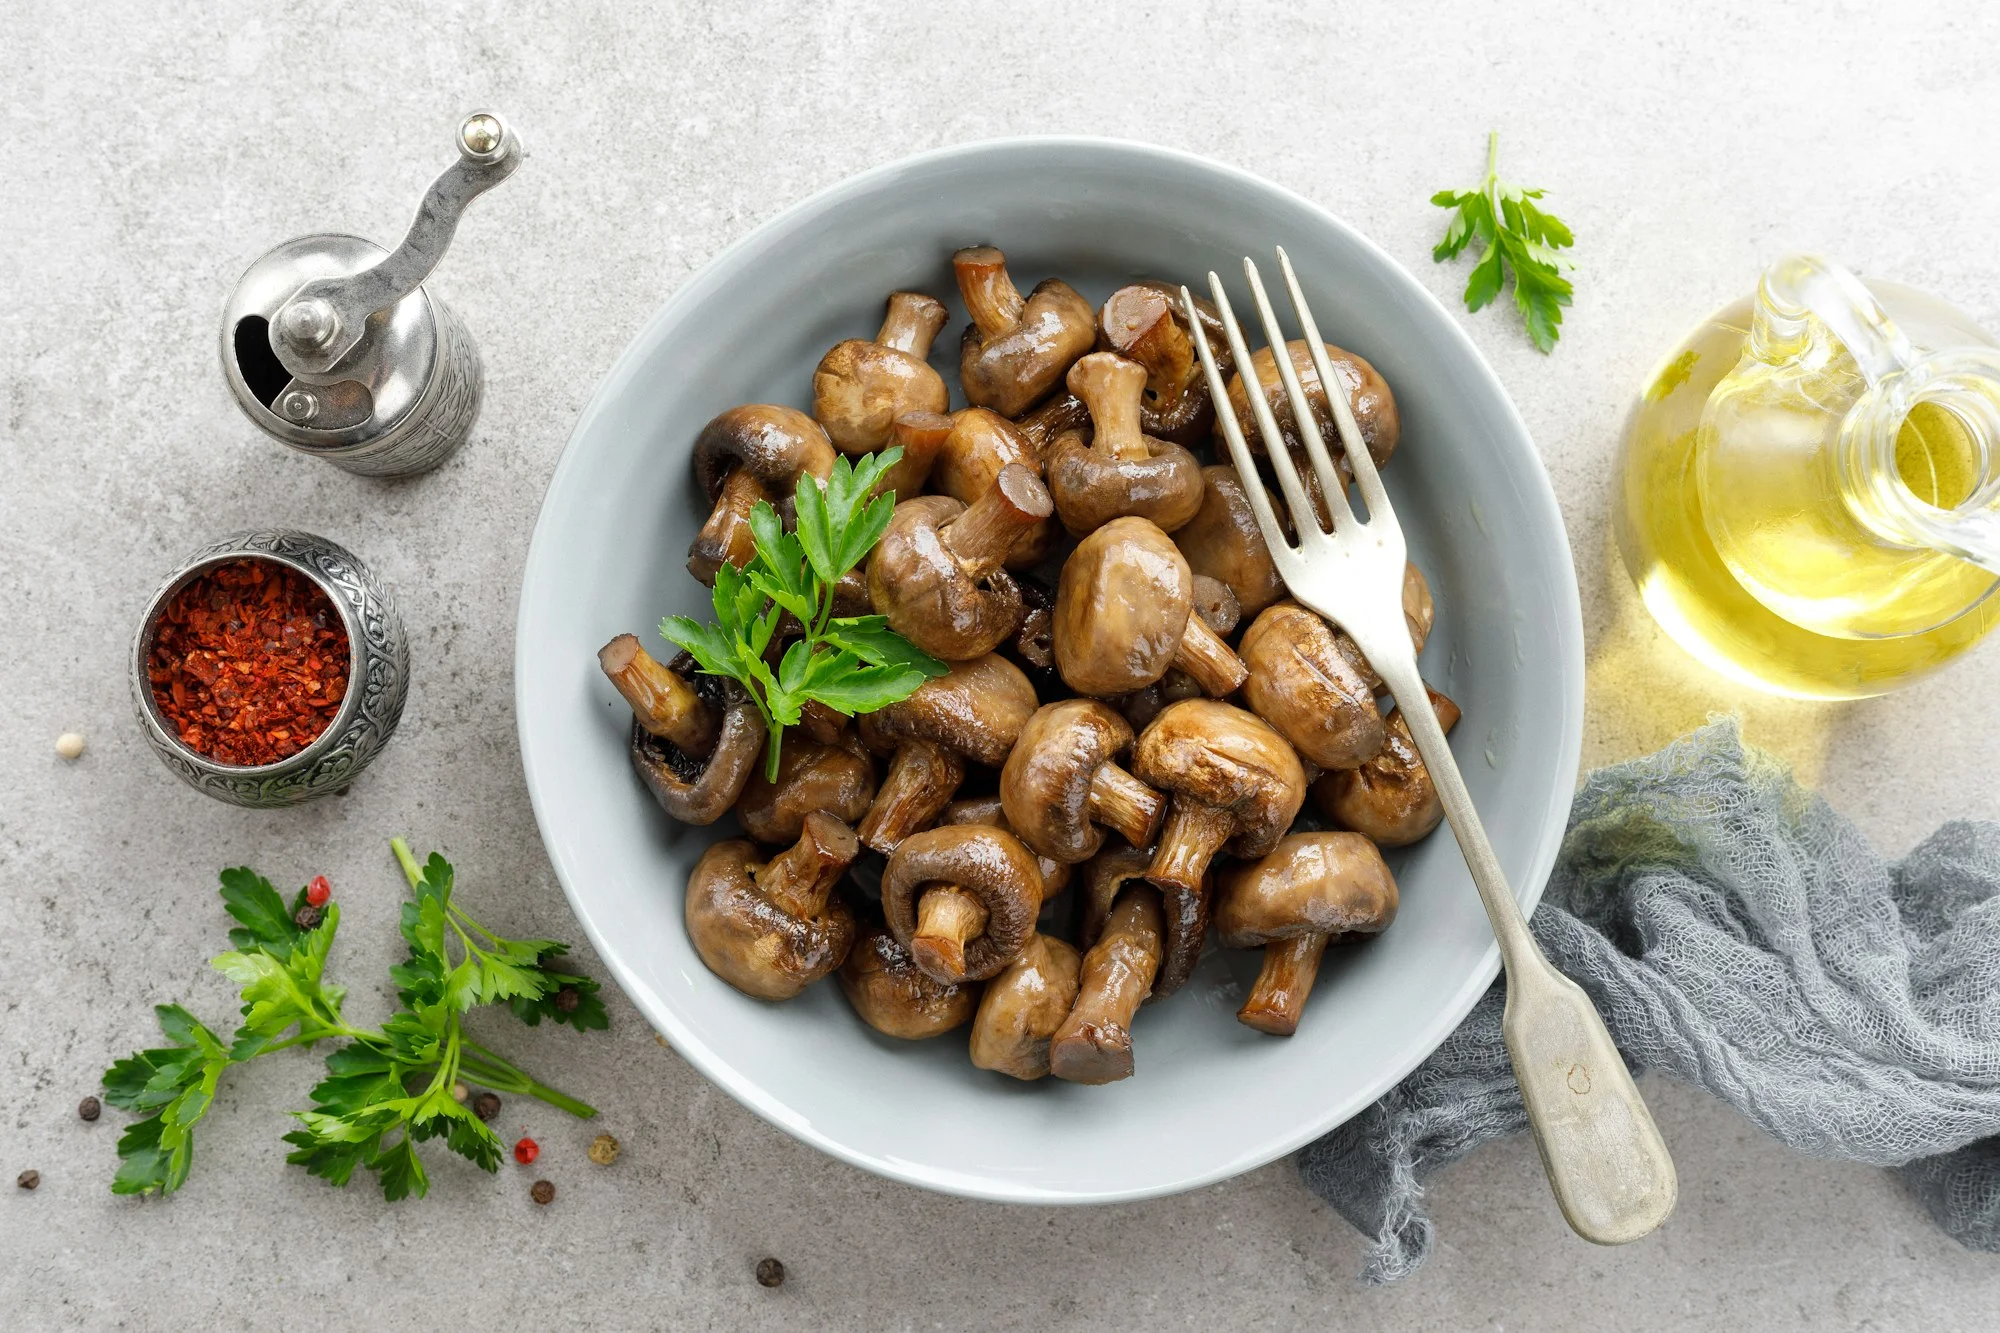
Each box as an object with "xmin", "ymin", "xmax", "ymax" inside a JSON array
[
  {"xmin": 1223, "ymin": 340, "xmax": 1400, "ymax": 487},
  {"xmin": 685, "ymin": 812, "xmax": 860, "ymax": 1000},
  {"xmin": 882, "ymin": 823, "xmax": 1047, "ymax": 984},
  {"xmin": 867, "ymin": 464, "xmax": 1051, "ymax": 662},
  {"xmin": 1239, "ymin": 602, "xmax": 1386, "ymax": 770},
  {"xmin": 1079, "ymin": 844, "xmax": 1209, "ymax": 1001},
  {"xmin": 999, "ymin": 699, "xmax": 1165, "ymax": 864},
  {"xmin": 602, "ymin": 637, "xmax": 766, "ymax": 825},
  {"xmin": 969, "ymin": 934, "xmax": 1083, "ymax": 1080},
  {"xmin": 953, "ymin": 245, "xmax": 1096, "ymax": 416},
  {"xmin": 1052, "ymin": 517, "xmax": 1248, "ymax": 699},
  {"xmin": 811, "ymin": 292, "xmax": 950, "ymax": 455},
  {"xmin": 840, "ymin": 918, "xmax": 980, "ymax": 1039},
  {"xmin": 1048, "ymin": 876, "xmax": 1164, "ymax": 1085},
  {"xmin": 688, "ymin": 405, "xmax": 836, "ymax": 583},
  {"xmin": 1215, "ymin": 832, "xmax": 1397, "ymax": 1035},
  {"xmin": 735, "ymin": 731, "xmax": 877, "ymax": 845},
  {"xmin": 930, "ymin": 407, "xmax": 1052, "ymax": 569},
  {"xmin": 939, "ymin": 794, "xmax": 1072, "ymax": 904},
  {"xmin": 876, "ymin": 410, "xmax": 952, "ymax": 501},
  {"xmin": 1132, "ymin": 699, "xmax": 1308, "ymax": 895},
  {"xmin": 854, "ymin": 653, "xmax": 1040, "ymax": 854},
  {"xmin": 1046, "ymin": 353, "xmax": 1204, "ymax": 535},
  {"xmin": 1173, "ymin": 465, "xmax": 1288, "ymax": 619},
  {"xmin": 1096, "ymin": 281, "xmax": 1231, "ymax": 445},
  {"xmin": 1314, "ymin": 687, "xmax": 1460, "ymax": 846}
]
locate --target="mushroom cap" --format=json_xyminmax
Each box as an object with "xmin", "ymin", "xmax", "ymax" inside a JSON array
[
  {"xmin": 1079, "ymin": 845, "xmax": 1210, "ymax": 1001},
  {"xmin": 956, "ymin": 264, "xmax": 1097, "ymax": 417},
  {"xmin": 684, "ymin": 838, "xmax": 858, "ymax": 1001},
  {"xmin": 856, "ymin": 652, "xmax": 1038, "ymax": 766},
  {"xmin": 735, "ymin": 732, "xmax": 877, "ymax": 845},
  {"xmin": 867, "ymin": 495, "xmax": 1025, "ymax": 662},
  {"xmin": 880, "ymin": 824, "xmax": 1046, "ymax": 982},
  {"xmin": 1214, "ymin": 832, "xmax": 1398, "ymax": 948},
  {"xmin": 939, "ymin": 794, "xmax": 1072, "ymax": 903},
  {"xmin": 628, "ymin": 679, "xmax": 766, "ymax": 825},
  {"xmin": 1221, "ymin": 340, "xmax": 1399, "ymax": 471},
  {"xmin": 1174, "ymin": 465, "xmax": 1288, "ymax": 619},
  {"xmin": 1052, "ymin": 516, "xmax": 1193, "ymax": 697},
  {"xmin": 691, "ymin": 404, "xmax": 837, "ymax": 500},
  {"xmin": 1239, "ymin": 602, "xmax": 1387, "ymax": 770},
  {"xmin": 998, "ymin": 699, "xmax": 1136, "ymax": 865},
  {"xmin": 1315, "ymin": 687, "xmax": 1460, "ymax": 846},
  {"xmin": 810, "ymin": 294, "xmax": 951, "ymax": 454},
  {"xmin": 969, "ymin": 934, "xmax": 1083, "ymax": 1080},
  {"xmin": 1131, "ymin": 698, "xmax": 1308, "ymax": 859},
  {"xmin": 838, "ymin": 920, "xmax": 981, "ymax": 1039}
]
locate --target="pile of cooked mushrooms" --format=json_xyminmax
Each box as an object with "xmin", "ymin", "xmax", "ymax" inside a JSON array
[{"xmin": 599, "ymin": 246, "xmax": 1460, "ymax": 1084}]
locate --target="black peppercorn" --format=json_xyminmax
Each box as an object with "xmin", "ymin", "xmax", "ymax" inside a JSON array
[
  {"xmin": 555, "ymin": 986, "xmax": 580, "ymax": 1014},
  {"xmin": 293, "ymin": 904, "xmax": 324, "ymax": 930},
  {"xmin": 472, "ymin": 1091, "xmax": 501, "ymax": 1122},
  {"xmin": 78, "ymin": 1096, "xmax": 101, "ymax": 1122},
  {"xmin": 17, "ymin": 1170, "xmax": 39, "ymax": 1191},
  {"xmin": 755, "ymin": 1258, "xmax": 785, "ymax": 1288},
  {"xmin": 529, "ymin": 1179, "xmax": 555, "ymax": 1206}
]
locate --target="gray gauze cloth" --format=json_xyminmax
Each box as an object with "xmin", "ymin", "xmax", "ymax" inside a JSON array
[{"xmin": 1297, "ymin": 720, "xmax": 2000, "ymax": 1283}]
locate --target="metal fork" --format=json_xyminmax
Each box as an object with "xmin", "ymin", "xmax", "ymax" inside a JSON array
[{"xmin": 1182, "ymin": 251, "xmax": 1677, "ymax": 1247}]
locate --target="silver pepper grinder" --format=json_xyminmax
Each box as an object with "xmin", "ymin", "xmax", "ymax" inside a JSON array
[{"xmin": 221, "ymin": 111, "xmax": 523, "ymax": 477}]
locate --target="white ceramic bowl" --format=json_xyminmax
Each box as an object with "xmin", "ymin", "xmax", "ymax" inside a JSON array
[{"xmin": 517, "ymin": 138, "xmax": 1583, "ymax": 1204}]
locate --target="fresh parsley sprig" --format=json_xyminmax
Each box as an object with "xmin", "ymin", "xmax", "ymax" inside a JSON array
[
  {"xmin": 662, "ymin": 446, "xmax": 947, "ymax": 779},
  {"xmin": 101, "ymin": 841, "xmax": 603, "ymax": 1201},
  {"xmin": 1431, "ymin": 132, "xmax": 1575, "ymax": 353}
]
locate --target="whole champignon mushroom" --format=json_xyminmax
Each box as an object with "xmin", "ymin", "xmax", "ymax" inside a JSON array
[
  {"xmin": 1132, "ymin": 699, "xmax": 1308, "ymax": 896},
  {"xmin": 1174, "ymin": 465, "xmax": 1288, "ymax": 620},
  {"xmin": 1046, "ymin": 353, "xmax": 1204, "ymax": 536},
  {"xmin": 1315, "ymin": 687, "xmax": 1460, "ymax": 846},
  {"xmin": 940, "ymin": 794, "xmax": 1072, "ymax": 906},
  {"xmin": 931, "ymin": 408, "xmax": 1052, "ymax": 569},
  {"xmin": 735, "ymin": 731, "xmax": 877, "ymax": 845},
  {"xmin": 1239, "ymin": 602, "xmax": 1386, "ymax": 771},
  {"xmin": 1096, "ymin": 281, "xmax": 1232, "ymax": 445},
  {"xmin": 1080, "ymin": 844, "xmax": 1210, "ymax": 1001},
  {"xmin": 969, "ymin": 934, "xmax": 1083, "ymax": 1080},
  {"xmin": 1338, "ymin": 563, "xmax": 1438, "ymax": 692},
  {"xmin": 601, "ymin": 636, "xmax": 766, "ymax": 825},
  {"xmin": 811, "ymin": 292, "xmax": 951, "ymax": 454},
  {"xmin": 953, "ymin": 246, "xmax": 1096, "ymax": 417},
  {"xmin": 688, "ymin": 405, "xmax": 836, "ymax": 584},
  {"xmin": 1223, "ymin": 340, "xmax": 1400, "ymax": 494},
  {"xmin": 882, "ymin": 823, "xmax": 1047, "ymax": 984},
  {"xmin": 853, "ymin": 653, "xmax": 1039, "ymax": 854},
  {"xmin": 875, "ymin": 411, "xmax": 953, "ymax": 501},
  {"xmin": 1052, "ymin": 517, "xmax": 1248, "ymax": 700},
  {"xmin": 867, "ymin": 464, "xmax": 1052, "ymax": 662},
  {"xmin": 999, "ymin": 700, "xmax": 1165, "ymax": 864},
  {"xmin": 840, "ymin": 918, "xmax": 981, "ymax": 1039},
  {"xmin": 684, "ymin": 812, "xmax": 860, "ymax": 1001},
  {"xmin": 1048, "ymin": 874, "xmax": 1164, "ymax": 1085},
  {"xmin": 1215, "ymin": 832, "xmax": 1397, "ymax": 1035}
]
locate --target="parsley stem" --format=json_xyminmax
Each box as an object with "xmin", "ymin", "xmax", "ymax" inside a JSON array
[
  {"xmin": 390, "ymin": 836, "xmax": 424, "ymax": 889},
  {"xmin": 459, "ymin": 1042, "xmax": 597, "ymax": 1119}
]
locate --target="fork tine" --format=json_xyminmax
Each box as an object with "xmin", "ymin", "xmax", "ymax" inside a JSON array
[
  {"xmin": 1243, "ymin": 256, "xmax": 1356, "ymax": 534},
  {"xmin": 1181, "ymin": 284, "xmax": 1302, "ymax": 580},
  {"xmin": 1203, "ymin": 271, "xmax": 1321, "ymax": 549},
  {"xmin": 1277, "ymin": 246, "xmax": 1394, "ymax": 521}
]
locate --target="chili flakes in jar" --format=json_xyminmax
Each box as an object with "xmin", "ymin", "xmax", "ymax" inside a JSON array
[{"xmin": 146, "ymin": 558, "xmax": 350, "ymax": 767}]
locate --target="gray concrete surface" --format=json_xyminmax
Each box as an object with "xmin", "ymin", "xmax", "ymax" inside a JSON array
[{"xmin": 5, "ymin": 1, "xmax": 1999, "ymax": 1328}]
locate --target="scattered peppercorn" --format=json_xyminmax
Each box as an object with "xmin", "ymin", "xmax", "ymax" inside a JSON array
[
  {"xmin": 529, "ymin": 1179, "xmax": 556, "ymax": 1206},
  {"xmin": 472, "ymin": 1092, "xmax": 501, "ymax": 1122},
  {"xmin": 306, "ymin": 874, "xmax": 332, "ymax": 907},
  {"xmin": 755, "ymin": 1258, "xmax": 785, "ymax": 1288},
  {"xmin": 78, "ymin": 1096, "xmax": 101, "ymax": 1122},
  {"xmin": 513, "ymin": 1136, "xmax": 539, "ymax": 1165},
  {"xmin": 451, "ymin": 1081, "xmax": 469, "ymax": 1103},
  {"xmin": 293, "ymin": 904, "xmax": 324, "ymax": 930},
  {"xmin": 55, "ymin": 732, "xmax": 86, "ymax": 760},
  {"xmin": 17, "ymin": 1170, "xmax": 40, "ymax": 1191},
  {"xmin": 555, "ymin": 986, "xmax": 580, "ymax": 1014},
  {"xmin": 587, "ymin": 1133, "xmax": 621, "ymax": 1166}
]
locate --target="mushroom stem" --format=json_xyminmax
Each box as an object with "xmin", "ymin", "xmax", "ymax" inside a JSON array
[
  {"xmin": 1049, "ymin": 888, "xmax": 1164, "ymax": 1084},
  {"xmin": 1238, "ymin": 933, "xmax": 1330, "ymax": 1036},
  {"xmin": 598, "ymin": 634, "xmax": 719, "ymax": 757},
  {"xmin": 689, "ymin": 467, "xmax": 770, "ymax": 582},
  {"xmin": 879, "ymin": 411, "xmax": 952, "ymax": 500},
  {"xmin": 1014, "ymin": 393, "xmax": 1090, "ymax": 460},
  {"xmin": 1173, "ymin": 613, "xmax": 1250, "ymax": 696},
  {"xmin": 910, "ymin": 885, "xmax": 990, "ymax": 982},
  {"xmin": 1102, "ymin": 287, "xmax": 1196, "ymax": 405},
  {"xmin": 856, "ymin": 740, "xmax": 967, "ymax": 854},
  {"xmin": 1087, "ymin": 763, "xmax": 1166, "ymax": 848},
  {"xmin": 954, "ymin": 246, "xmax": 1025, "ymax": 336},
  {"xmin": 941, "ymin": 464, "xmax": 1054, "ymax": 581},
  {"xmin": 876, "ymin": 291, "xmax": 948, "ymax": 358},
  {"xmin": 1069, "ymin": 353, "xmax": 1150, "ymax": 461},
  {"xmin": 754, "ymin": 813, "xmax": 862, "ymax": 920},
  {"xmin": 1147, "ymin": 800, "xmax": 1235, "ymax": 895}
]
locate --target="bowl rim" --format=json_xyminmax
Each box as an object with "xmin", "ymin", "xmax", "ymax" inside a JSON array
[{"xmin": 516, "ymin": 133, "xmax": 1585, "ymax": 1204}]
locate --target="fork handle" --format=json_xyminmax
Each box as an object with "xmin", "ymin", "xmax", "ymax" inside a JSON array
[{"xmin": 1379, "ymin": 653, "xmax": 1679, "ymax": 1246}]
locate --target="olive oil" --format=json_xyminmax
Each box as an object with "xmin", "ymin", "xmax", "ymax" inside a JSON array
[{"xmin": 1615, "ymin": 277, "xmax": 2000, "ymax": 699}]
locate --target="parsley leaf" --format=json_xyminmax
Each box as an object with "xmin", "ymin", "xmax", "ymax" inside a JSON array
[
  {"xmin": 661, "ymin": 445, "xmax": 947, "ymax": 779},
  {"xmin": 1432, "ymin": 132, "xmax": 1575, "ymax": 352}
]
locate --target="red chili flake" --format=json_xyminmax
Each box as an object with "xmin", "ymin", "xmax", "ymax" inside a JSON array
[
  {"xmin": 146, "ymin": 559, "xmax": 350, "ymax": 768},
  {"xmin": 306, "ymin": 875, "xmax": 332, "ymax": 907},
  {"xmin": 513, "ymin": 1137, "xmax": 540, "ymax": 1165}
]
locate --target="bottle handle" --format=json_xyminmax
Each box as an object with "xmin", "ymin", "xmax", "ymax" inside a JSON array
[{"xmin": 1751, "ymin": 254, "xmax": 1918, "ymax": 386}]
